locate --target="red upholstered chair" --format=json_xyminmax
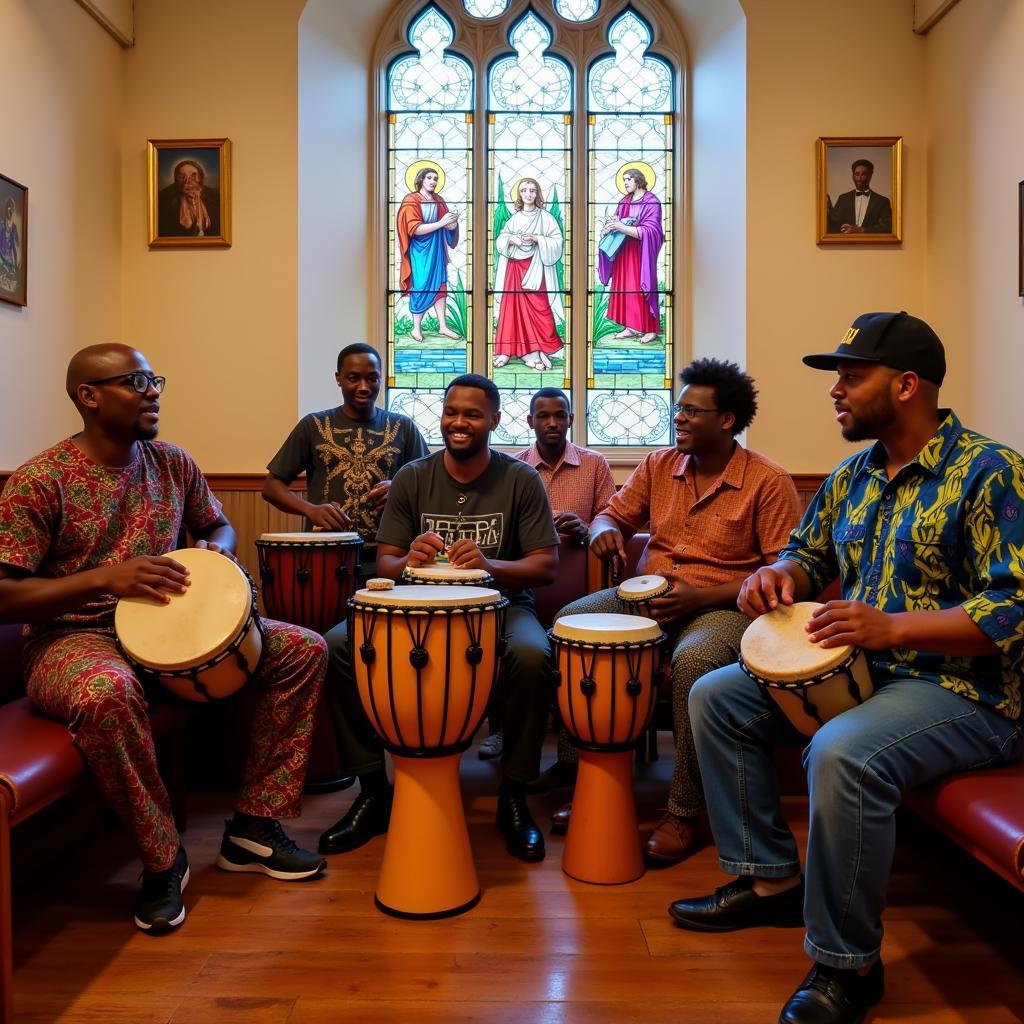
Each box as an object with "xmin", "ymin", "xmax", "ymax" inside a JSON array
[{"xmin": 533, "ymin": 535, "xmax": 594, "ymax": 629}]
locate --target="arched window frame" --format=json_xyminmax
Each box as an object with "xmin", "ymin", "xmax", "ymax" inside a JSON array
[{"xmin": 371, "ymin": 0, "xmax": 687, "ymax": 460}]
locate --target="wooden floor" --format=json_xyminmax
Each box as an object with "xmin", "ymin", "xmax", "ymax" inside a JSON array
[{"xmin": 10, "ymin": 733, "xmax": 1024, "ymax": 1024}]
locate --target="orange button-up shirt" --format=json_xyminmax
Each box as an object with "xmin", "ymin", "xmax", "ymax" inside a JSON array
[
  {"xmin": 513, "ymin": 441, "xmax": 617, "ymax": 525},
  {"xmin": 602, "ymin": 444, "xmax": 802, "ymax": 587}
]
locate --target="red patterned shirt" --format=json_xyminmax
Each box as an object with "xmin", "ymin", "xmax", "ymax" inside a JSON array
[
  {"xmin": 0, "ymin": 438, "xmax": 222, "ymax": 632},
  {"xmin": 513, "ymin": 441, "xmax": 617, "ymax": 525}
]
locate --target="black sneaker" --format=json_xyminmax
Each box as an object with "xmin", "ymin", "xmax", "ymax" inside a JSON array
[
  {"xmin": 216, "ymin": 816, "xmax": 326, "ymax": 880},
  {"xmin": 134, "ymin": 845, "xmax": 189, "ymax": 933}
]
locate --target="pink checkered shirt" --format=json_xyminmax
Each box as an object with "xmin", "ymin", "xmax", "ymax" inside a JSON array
[{"xmin": 513, "ymin": 441, "xmax": 617, "ymax": 525}]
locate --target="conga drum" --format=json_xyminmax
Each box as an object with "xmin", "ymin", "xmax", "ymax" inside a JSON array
[
  {"xmin": 255, "ymin": 531, "xmax": 362, "ymax": 634},
  {"xmin": 550, "ymin": 613, "xmax": 664, "ymax": 884},
  {"xmin": 349, "ymin": 584, "xmax": 507, "ymax": 918},
  {"xmin": 739, "ymin": 602, "xmax": 875, "ymax": 736},
  {"xmin": 402, "ymin": 564, "xmax": 494, "ymax": 587},
  {"xmin": 616, "ymin": 574, "xmax": 670, "ymax": 619},
  {"xmin": 115, "ymin": 547, "xmax": 264, "ymax": 702}
]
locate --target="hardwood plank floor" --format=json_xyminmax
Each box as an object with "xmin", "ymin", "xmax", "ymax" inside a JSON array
[{"xmin": 11, "ymin": 733, "xmax": 1024, "ymax": 1023}]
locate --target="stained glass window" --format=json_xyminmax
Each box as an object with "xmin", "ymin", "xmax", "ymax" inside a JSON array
[
  {"xmin": 586, "ymin": 11, "xmax": 674, "ymax": 446},
  {"xmin": 487, "ymin": 12, "xmax": 572, "ymax": 445},
  {"xmin": 386, "ymin": 6, "xmax": 473, "ymax": 444},
  {"xmin": 553, "ymin": 0, "xmax": 599, "ymax": 22},
  {"xmin": 462, "ymin": 0, "xmax": 509, "ymax": 17}
]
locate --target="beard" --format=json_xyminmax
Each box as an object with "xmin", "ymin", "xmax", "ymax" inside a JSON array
[
  {"xmin": 134, "ymin": 423, "xmax": 159, "ymax": 442},
  {"xmin": 443, "ymin": 433, "xmax": 487, "ymax": 461},
  {"xmin": 840, "ymin": 393, "xmax": 897, "ymax": 443}
]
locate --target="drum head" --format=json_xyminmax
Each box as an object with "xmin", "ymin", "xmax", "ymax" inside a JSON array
[
  {"xmin": 404, "ymin": 564, "xmax": 491, "ymax": 583},
  {"xmin": 353, "ymin": 584, "xmax": 502, "ymax": 608},
  {"xmin": 553, "ymin": 612, "xmax": 662, "ymax": 643},
  {"xmin": 115, "ymin": 547, "xmax": 255, "ymax": 671},
  {"xmin": 740, "ymin": 602, "xmax": 854, "ymax": 682},
  {"xmin": 616, "ymin": 574, "xmax": 669, "ymax": 602},
  {"xmin": 258, "ymin": 531, "xmax": 361, "ymax": 544}
]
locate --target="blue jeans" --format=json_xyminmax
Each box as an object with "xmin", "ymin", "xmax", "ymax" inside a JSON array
[{"xmin": 690, "ymin": 664, "xmax": 1024, "ymax": 969}]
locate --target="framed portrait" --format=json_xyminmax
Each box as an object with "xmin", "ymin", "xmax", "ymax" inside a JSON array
[
  {"xmin": 1019, "ymin": 181, "xmax": 1024, "ymax": 297},
  {"xmin": 147, "ymin": 138, "xmax": 231, "ymax": 248},
  {"xmin": 0, "ymin": 172, "xmax": 27, "ymax": 307},
  {"xmin": 817, "ymin": 137, "xmax": 902, "ymax": 245}
]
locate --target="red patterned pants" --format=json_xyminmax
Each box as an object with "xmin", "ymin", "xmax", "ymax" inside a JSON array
[{"xmin": 24, "ymin": 619, "xmax": 326, "ymax": 872}]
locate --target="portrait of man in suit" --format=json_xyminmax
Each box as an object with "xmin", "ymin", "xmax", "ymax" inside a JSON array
[{"xmin": 826, "ymin": 157, "xmax": 892, "ymax": 235}]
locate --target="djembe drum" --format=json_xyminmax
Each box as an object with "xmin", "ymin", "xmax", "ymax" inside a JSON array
[
  {"xmin": 349, "ymin": 583, "xmax": 507, "ymax": 917},
  {"xmin": 402, "ymin": 564, "xmax": 494, "ymax": 587},
  {"xmin": 616, "ymin": 574, "xmax": 670, "ymax": 619},
  {"xmin": 550, "ymin": 613, "xmax": 664, "ymax": 884},
  {"xmin": 115, "ymin": 547, "xmax": 265, "ymax": 702},
  {"xmin": 255, "ymin": 531, "xmax": 362, "ymax": 634},
  {"xmin": 739, "ymin": 602, "xmax": 874, "ymax": 736}
]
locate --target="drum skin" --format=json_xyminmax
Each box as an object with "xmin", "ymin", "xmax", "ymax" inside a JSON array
[
  {"xmin": 350, "ymin": 585, "xmax": 506, "ymax": 756},
  {"xmin": 740, "ymin": 602, "xmax": 875, "ymax": 736},
  {"xmin": 401, "ymin": 564, "xmax": 494, "ymax": 587},
  {"xmin": 552, "ymin": 613, "xmax": 664, "ymax": 751},
  {"xmin": 256, "ymin": 532, "xmax": 362, "ymax": 634},
  {"xmin": 115, "ymin": 547, "xmax": 263, "ymax": 702},
  {"xmin": 615, "ymin": 574, "xmax": 670, "ymax": 620}
]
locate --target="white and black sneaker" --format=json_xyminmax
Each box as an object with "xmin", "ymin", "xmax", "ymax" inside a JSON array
[
  {"xmin": 216, "ymin": 815, "xmax": 326, "ymax": 880},
  {"xmin": 134, "ymin": 845, "xmax": 189, "ymax": 933}
]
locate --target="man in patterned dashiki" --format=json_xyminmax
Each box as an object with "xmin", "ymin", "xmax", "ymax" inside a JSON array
[
  {"xmin": 263, "ymin": 343, "xmax": 429, "ymax": 580},
  {"xmin": 0, "ymin": 344, "xmax": 329, "ymax": 934},
  {"xmin": 673, "ymin": 313, "xmax": 1024, "ymax": 1024}
]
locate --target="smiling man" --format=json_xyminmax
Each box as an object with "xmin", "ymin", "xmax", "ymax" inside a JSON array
[
  {"xmin": 676, "ymin": 313, "xmax": 1024, "ymax": 1024},
  {"xmin": 0, "ymin": 344, "xmax": 328, "ymax": 934},
  {"xmin": 553, "ymin": 358, "xmax": 802, "ymax": 864},
  {"xmin": 318, "ymin": 374, "xmax": 559, "ymax": 862}
]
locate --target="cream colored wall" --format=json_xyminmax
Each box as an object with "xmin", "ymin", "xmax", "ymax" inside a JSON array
[
  {"xmin": 120, "ymin": 0, "xmax": 305, "ymax": 471},
  {"xmin": 923, "ymin": 0, "xmax": 1024, "ymax": 451},
  {"xmin": 1, "ymin": 0, "xmax": 123, "ymax": 470},
  {"xmin": 742, "ymin": 0, "xmax": 930, "ymax": 472}
]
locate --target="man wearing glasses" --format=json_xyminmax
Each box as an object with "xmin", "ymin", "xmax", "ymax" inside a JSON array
[
  {"xmin": 552, "ymin": 358, "xmax": 802, "ymax": 865},
  {"xmin": 0, "ymin": 344, "xmax": 328, "ymax": 934}
]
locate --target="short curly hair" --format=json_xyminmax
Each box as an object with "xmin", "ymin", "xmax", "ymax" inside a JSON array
[{"xmin": 679, "ymin": 358, "xmax": 758, "ymax": 436}]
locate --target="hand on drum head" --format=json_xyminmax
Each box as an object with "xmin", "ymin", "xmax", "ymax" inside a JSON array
[
  {"xmin": 807, "ymin": 600, "xmax": 896, "ymax": 650},
  {"xmin": 366, "ymin": 480, "xmax": 392, "ymax": 511},
  {"xmin": 101, "ymin": 555, "xmax": 191, "ymax": 604},
  {"xmin": 738, "ymin": 566, "xmax": 797, "ymax": 618},
  {"xmin": 648, "ymin": 576, "xmax": 705, "ymax": 627},
  {"xmin": 194, "ymin": 540, "xmax": 237, "ymax": 564},
  {"xmin": 407, "ymin": 531, "xmax": 446, "ymax": 568},
  {"xmin": 446, "ymin": 538, "xmax": 491, "ymax": 573},
  {"xmin": 307, "ymin": 501, "xmax": 352, "ymax": 530}
]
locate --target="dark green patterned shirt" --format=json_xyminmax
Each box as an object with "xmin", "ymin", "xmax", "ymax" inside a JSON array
[{"xmin": 781, "ymin": 410, "xmax": 1024, "ymax": 720}]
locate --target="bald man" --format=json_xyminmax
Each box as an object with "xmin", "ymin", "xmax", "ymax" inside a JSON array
[{"xmin": 0, "ymin": 344, "xmax": 328, "ymax": 934}]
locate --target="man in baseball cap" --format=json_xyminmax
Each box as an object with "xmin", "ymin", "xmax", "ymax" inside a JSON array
[{"xmin": 670, "ymin": 312, "xmax": 1024, "ymax": 1024}]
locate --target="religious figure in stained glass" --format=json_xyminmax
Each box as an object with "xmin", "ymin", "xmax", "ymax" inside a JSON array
[
  {"xmin": 598, "ymin": 164, "xmax": 664, "ymax": 344},
  {"xmin": 492, "ymin": 178, "xmax": 565, "ymax": 371},
  {"xmin": 397, "ymin": 161, "xmax": 462, "ymax": 342}
]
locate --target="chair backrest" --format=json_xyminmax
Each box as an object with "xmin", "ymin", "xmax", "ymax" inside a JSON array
[
  {"xmin": 533, "ymin": 535, "xmax": 591, "ymax": 629},
  {"xmin": 0, "ymin": 623, "xmax": 28, "ymax": 704}
]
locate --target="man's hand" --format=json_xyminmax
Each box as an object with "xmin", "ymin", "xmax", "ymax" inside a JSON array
[
  {"xmin": 366, "ymin": 480, "xmax": 391, "ymax": 512},
  {"xmin": 589, "ymin": 524, "xmax": 627, "ymax": 578},
  {"xmin": 407, "ymin": 532, "xmax": 445, "ymax": 568},
  {"xmin": 194, "ymin": 539, "xmax": 237, "ymax": 564},
  {"xmin": 442, "ymin": 211, "xmax": 459, "ymax": 228},
  {"xmin": 307, "ymin": 502, "xmax": 351, "ymax": 530},
  {"xmin": 840, "ymin": 223, "xmax": 865, "ymax": 234},
  {"xmin": 647, "ymin": 576, "xmax": 705, "ymax": 628},
  {"xmin": 553, "ymin": 511, "xmax": 587, "ymax": 543},
  {"xmin": 807, "ymin": 600, "xmax": 897, "ymax": 651},
  {"xmin": 738, "ymin": 566, "xmax": 797, "ymax": 618},
  {"xmin": 447, "ymin": 538, "xmax": 492, "ymax": 573},
  {"xmin": 100, "ymin": 555, "xmax": 191, "ymax": 604}
]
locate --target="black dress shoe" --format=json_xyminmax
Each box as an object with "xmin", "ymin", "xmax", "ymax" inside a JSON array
[
  {"xmin": 779, "ymin": 960, "xmax": 884, "ymax": 1024},
  {"xmin": 526, "ymin": 760, "xmax": 578, "ymax": 795},
  {"xmin": 318, "ymin": 789, "xmax": 393, "ymax": 855},
  {"xmin": 550, "ymin": 801, "xmax": 571, "ymax": 835},
  {"xmin": 496, "ymin": 789, "xmax": 545, "ymax": 862},
  {"xmin": 668, "ymin": 875, "xmax": 804, "ymax": 932}
]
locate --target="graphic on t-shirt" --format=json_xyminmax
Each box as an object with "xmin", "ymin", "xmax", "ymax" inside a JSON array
[
  {"xmin": 422, "ymin": 513, "xmax": 504, "ymax": 551},
  {"xmin": 313, "ymin": 415, "xmax": 402, "ymax": 537}
]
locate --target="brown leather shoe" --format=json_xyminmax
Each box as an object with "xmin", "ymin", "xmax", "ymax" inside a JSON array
[
  {"xmin": 644, "ymin": 811, "xmax": 701, "ymax": 866},
  {"xmin": 550, "ymin": 801, "xmax": 572, "ymax": 835}
]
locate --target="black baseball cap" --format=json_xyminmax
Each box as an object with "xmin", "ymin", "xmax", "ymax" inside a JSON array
[{"xmin": 803, "ymin": 311, "xmax": 946, "ymax": 386}]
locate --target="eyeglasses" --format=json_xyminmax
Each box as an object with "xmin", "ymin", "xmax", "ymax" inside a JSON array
[
  {"xmin": 673, "ymin": 404, "xmax": 720, "ymax": 418},
  {"xmin": 86, "ymin": 372, "xmax": 167, "ymax": 394}
]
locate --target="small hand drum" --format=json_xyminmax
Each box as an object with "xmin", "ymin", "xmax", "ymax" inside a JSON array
[
  {"xmin": 739, "ymin": 602, "xmax": 874, "ymax": 736},
  {"xmin": 115, "ymin": 547, "xmax": 264, "ymax": 702},
  {"xmin": 616, "ymin": 574, "xmax": 670, "ymax": 619},
  {"xmin": 401, "ymin": 564, "xmax": 494, "ymax": 587}
]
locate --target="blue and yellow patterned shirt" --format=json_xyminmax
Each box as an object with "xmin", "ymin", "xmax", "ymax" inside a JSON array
[{"xmin": 780, "ymin": 411, "xmax": 1024, "ymax": 721}]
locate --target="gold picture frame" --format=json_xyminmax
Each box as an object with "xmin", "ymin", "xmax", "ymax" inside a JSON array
[
  {"xmin": 147, "ymin": 138, "xmax": 231, "ymax": 248},
  {"xmin": 817, "ymin": 136, "xmax": 902, "ymax": 245},
  {"xmin": 0, "ymin": 172, "xmax": 27, "ymax": 307}
]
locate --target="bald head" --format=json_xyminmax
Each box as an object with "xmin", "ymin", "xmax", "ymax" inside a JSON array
[{"xmin": 66, "ymin": 344, "xmax": 149, "ymax": 405}]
